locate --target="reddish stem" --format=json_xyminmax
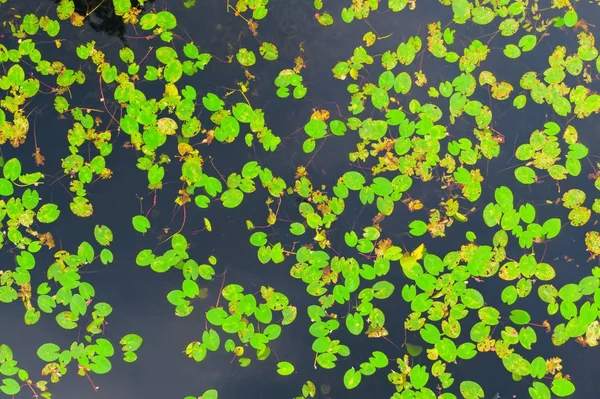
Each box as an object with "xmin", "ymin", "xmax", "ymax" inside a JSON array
[
  {"xmin": 215, "ymin": 267, "xmax": 229, "ymax": 308},
  {"xmin": 145, "ymin": 189, "xmax": 158, "ymax": 218}
]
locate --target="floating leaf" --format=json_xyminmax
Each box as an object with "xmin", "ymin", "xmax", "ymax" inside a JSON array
[
  {"xmin": 460, "ymin": 380, "xmax": 485, "ymax": 399},
  {"xmin": 132, "ymin": 215, "xmax": 151, "ymax": 233},
  {"xmin": 277, "ymin": 361, "xmax": 295, "ymax": 376},
  {"xmin": 37, "ymin": 343, "xmax": 61, "ymax": 362},
  {"xmin": 409, "ymin": 220, "xmax": 428, "ymax": 236},
  {"xmin": 343, "ymin": 367, "xmax": 362, "ymax": 389},
  {"xmin": 551, "ymin": 378, "xmax": 575, "ymax": 397}
]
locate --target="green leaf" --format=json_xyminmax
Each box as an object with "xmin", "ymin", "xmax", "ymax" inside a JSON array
[
  {"xmin": 409, "ymin": 220, "xmax": 428, "ymax": 236},
  {"xmin": 345, "ymin": 313, "xmax": 364, "ymax": 335},
  {"xmin": 120, "ymin": 333, "xmax": 143, "ymax": 352},
  {"xmin": 0, "ymin": 178, "xmax": 14, "ymax": 196},
  {"xmin": 509, "ymin": 309, "xmax": 531, "ymax": 325},
  {"xmin": 343, "ymin": 367, "xmax": 362, "ymax": 389},
  {"xmin": 250, "ymin": 232, "xmax": 268, "ymax": 247},
  {"xmin": 503, "ymin": 44, "xmax": 521, "ymax": 59},
  {"xmin": 342, "ymin": 171, "xmax": 365, "ymax": 190},
  {"xmin": 37, "ymin": 343, "xmax": 61, "ymax": 362},
  {"xmin": 236, "ymin": 48, "xmax": 256, "ymax": 67},
  {"xmin": 513, "ymin": 94, "xmax": 527, "ymax": 109},
  {"xmin": 202, "ymin": 93, "xmax": 224, "ymax": 111},
  {"xmin": 0, "ymin": 378, "xmax": 20, "ymax": 395},
  {"xmin": 90, "ymin": 355, "xmax": 112, "ymax": 374},
  {"xmin": 462, "ymin": 288, "xmax": 484, "ymax": 309},
  {"xmin": 37, "ymin": 203, "xmax": 60, "ymax": 223},
  {"xmin": 518, "ymin": 34, "xmax": 537, "ymax": 51},
  {"xmin": 460, "ymin": 380, "xmax": 485, "ymax": 399},
  {"xmin": 420, "ymin": 324, "xmax": 441, "ymax": 344},
  {"xmin": 543, "ymin": 218, "xmax": 561, "ymax": 239},
  {"xmin": 372, "ymin": 281, "xmax": 395, "ymax": 299},
  {"xmin": 551, "ymin": 378, "xmax": 575, "ymax": 397},
  {"xmin": 304, "ymin": 119, "xmax": 327, "ymax": 139},
  {"xmin": 206, "ymin": 308, "xmax": 228, "ymax": 325},
  {"xmin": 277, "ymin": 361, "xmax": 295, "ymax": 376},
  {"xmin": 563, "ymin": 10, "xmax": 578, "ymax": 28},
  {"xmin": 409, "ymin": 365, "xmax": 429, "ymax": 390},
  {"xmin": 3, "ymin": 159, "xmax": 21, "ymax": 181},
  {"xmin": 200, "ymin": 389, "xmax": 218, "ymax": 399},
  {"xmin": 293, "ymin": 85, "xmax": 307, "ymax": 99},
  {"xmin": 529, "ymin": 381, "xmax": 551, "ymax": 399},
  {"xmin": 259, "ymin": 42, "xmax": 278, "ymax": 60},
  {"xmin": 136, "ymin": 249, "xmax": 154, "ymax": 266},
  {"xmin": 94, "ymin": 225, "xmax": 113, "ymax": 246},
  {"xmin": 515, "ymin": 166, "xmax": 536, "ymax": 184},
  {"xmin": 289, "ymin": 223, "xmax": 305, "ymax": 235},
  {"xmin": 221, "ymin": 189, "xmax": 244, "ymax": 208},
  {"xmin": 132, "ymin": 215, "xmax": 151, "ymax": 233},
  {"xmin": 113, "ymin": 0, "xmax": 132, "ymax": 16}
]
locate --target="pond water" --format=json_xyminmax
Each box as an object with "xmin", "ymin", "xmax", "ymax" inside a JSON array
[{"xmin": 2, "ymin": 1, "xmax": 600, "ymax": 399}]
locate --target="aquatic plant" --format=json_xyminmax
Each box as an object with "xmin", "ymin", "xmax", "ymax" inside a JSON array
[{"xmin": 1, "ymin": 0, "xmax": 600, "ymax": 398}]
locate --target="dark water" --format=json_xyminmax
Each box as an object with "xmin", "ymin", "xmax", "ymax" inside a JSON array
[{"xmin": 2, "ymin": 1, "xmax": 600, "ymax": 398}]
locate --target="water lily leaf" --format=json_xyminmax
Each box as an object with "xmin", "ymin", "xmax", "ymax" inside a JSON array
[
  {"xmin": 304, "ymin": 119, "xmax": 327, "ymax": 139},
  {"xmin": 460, "ymin": 380, "xmax": 484, "ymax": 399},
  {"xmin": 509, "ymin": 309, "xmax": 531, "ymax": 325},
  {"xmin": 259, "ymin": 42, "xmax": 278, "ymax": 60},
  {"xmin": 409, "ymin": 364, "xmax": 429, "ymax": 389},
  {"xmin": 37, "ymin": 343, "xmax": 61, "ymax": 362},
  {"xmin": 344, "ymin": 367, "xmax": 362, "ymax": 389},
  {"xmin": 514, "ymin": 166, "xmax": 536, "ymax": 184},
  {"xmin": 293, "ymin": 85, "xmax": 307, "ymax": 99},
  {"xmin": 529, "ymin": 357, "xmax": 547, "ymax": 379},
  {"xmin": 513, "ymin": 94, "xmax": 527, "ymax": 109},
  {"xmin": 221, "ymin": 189, "xmax": 244, "ymax": 208},
  {"xmin": 3, "ymin": 159, "xmax": 21, "ymax": 181},
  {"xmin": 550, "ymin": 91, "xmax": 570, "ymax": 115},
  {"xmin": 518, "ymin": 34, "xmax": 537, "ymax": 51},
  {"xmin": 136, "ymin": 249, "xmax": 154, "ymax": 267},
  {"xmin": 289, "ymin": 223, "xmax": 305, "ymax": 235},
  {"xmin": 346, "ymin": 313, "xmax": 364, "ymax": 335},
  {"xmin": 394, "ymin": 72, "xmax": 412, "ymax": 94},
  {"xmin": 503, "ymin": 353, "xmax": 531, "ymax": 376},
  {"xmin": 378, "ymin": 70, "xmax": 395, "ymax": 90},
  {"xmin": 236, "ymin": 48, "xmax": 256, "ymax": 67},
  {"xmin": 200, "ymin": 389, "xmax": 218, "ymax": 399},
  {"xmin": 0, "ymin": 378, "xmax": 20, "ymax": 396},
  {"xmin": 369, "ymin": 351, "xmax": 388, "ymax": 368},
  {"xmin": 504, "ymin": 44, "xmax": 521, "ymax": 58},
  {"xmin": 420, "ymin": 323, "xmax": 441, "ymax": 344},
  {"xmin": 206, "ymin": 308, "xmax": 228, "ymax": 326},
  {"xmin": 250, "ymin": 232, "xmax": 268, "ymax": 247},
  {"xmin": 90, "ymin": 355, "xmax": 112, "ymax": 374},
  {"xmin": 471, "ymin": 6, "xmax": 494, "ymax": 25},
  {"xmin": 563, "ymin": 10, "xmax": 578, "ymax": 28},
  {"xmin": 542, "ymin": 218, "xmax": 561, "ymax": 239},
  {"xmin": 409, "ymin": 220, "xmax": 428, "ymax": 236},
  {"xmin": 202, "ymin": 93, "xmax": 224, "ymax": 111},
  {"xmin": 36, "ymin": 203, "xmax": 59, "ymax": 223},
  {"xmin": 94, "ymin": 225, "xmax": 113, "ymax": 246},
  {"xmin": 132, "ymin": 215, "xmax": 151, "ymax": 233},
  {"xmin": 529, "ymin": 381, "xmax": 551, "ymax": 399},
  {"xmin": 56, "ymin": 311, "xmax": 78, "ymax": 329},
  {"xmin": 277, "ymin": 361, "xmax": 295, "ymax": 376},
  {"xmin": 462, "ymin": 288, "xmax": 484, "ymax": 309},
  {"xmin": 551, "ymin": 378, "xmax": 575, "ymax": 397},
  {"xmin": 436, "ymin": 337, "xmax": 457, "ymax": 362},
  {"xmin": 317, "ymin": 12, "xmax": 333, "ymax": 26},
  {"xmin": 342, "ymin": 171, "xmax": 365, "ymax": 190}
]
